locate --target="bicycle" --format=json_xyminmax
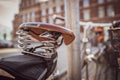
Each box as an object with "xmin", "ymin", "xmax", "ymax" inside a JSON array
[
  {"xmin": 104, "ymin": 21, "xmax": 120, "ymax": 80},
  {"xmin": 0, "ymin": 22, "xmax": 75, "ymax": 80},
  {"xmin": 80, "ymin": 23, "xmax": 107, "ymax": 80}
]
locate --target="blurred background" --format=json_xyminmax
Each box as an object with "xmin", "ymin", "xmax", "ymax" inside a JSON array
[
  {"xmin": 0, "ymin": 0, "xmax": 120, "ymax": 80},
  {"xmin": 0, "ymin": 0, "xmax": 120, "ymax": 48}
]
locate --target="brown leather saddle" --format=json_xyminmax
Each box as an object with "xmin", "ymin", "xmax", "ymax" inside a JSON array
[{"xmin": 18, "ymin": 22, "xmax": 75, "ymax": 45}]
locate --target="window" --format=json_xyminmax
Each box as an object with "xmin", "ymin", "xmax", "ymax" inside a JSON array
[
  {"xmin": 22, "ymin": 14, "xmax": 26, "ymax": 22},
  {"xmin": 107, "ymin": 5, "xmax": 115, "ymax": 17},
  {"xmin": 31, "ymin": 12, "xmax": 35, "ymax": 17},
  {"xmin": 31, "ymin": 12, "xmax": 35, "ymax": 21},
  {"xmin": 83, "ymin": 0, "xmax": 89, "ymax": 7},
  {"xmin": 98, "ymin": 0, "xmax": 104, "ymax": 4},
  {"xmin": 41, "ymin": 17, "xmax": 46, "ymax": 23},
  {"xmin": 98, "ymin": 7, "xmax": 105, "ymax": 18},
  {"xmin": 56, "ymin": 6, "xmax": 61, "ymax": 13},
  {"xmin": 41, "ymin": 9, "xmax": 46, "ymax": 16},
  {"xmin": 48, "ymin": 8, "xmax": 53, "ymax": 14},
  {"xmin": 83, "ymin": 10, "xmax": 90, "ymax": 20},
  {"xmin": 27, "ymin": 13, "xmax": 30, "ymax": 19},
  {"xmin": 27, "ymin": 13, "xmax": 30, "ymax": 21},
  {"xmin": 49, "ymin": 16, "xmax": 53, "ymax": 23}
]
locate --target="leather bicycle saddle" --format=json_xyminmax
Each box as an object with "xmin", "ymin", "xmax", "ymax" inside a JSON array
[{"xmin": 19, "ymin": 22, "xmax": 75, "ymax": 45}]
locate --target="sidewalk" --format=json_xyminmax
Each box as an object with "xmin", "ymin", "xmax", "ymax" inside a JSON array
[
  {"xmin": 0, "ymin": 48, "xmax": 20, "ymax": 54},
  {"xmin": 0, "ymin": 48, "xmax": 21, "ymax": 58}
]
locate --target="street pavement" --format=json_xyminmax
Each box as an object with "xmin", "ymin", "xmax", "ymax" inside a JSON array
[{"xmin": 0, "ymin": 48, "xmax": 21, "ymax": 58}]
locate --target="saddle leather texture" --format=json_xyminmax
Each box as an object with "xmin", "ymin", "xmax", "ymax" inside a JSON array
[
  {"xmin": 0, "ymin": 54, "xmax": 57, "ymax": 80},
  {"xmin": 19, "ymin": 22, "xmax": 75, "ymax": 45}
]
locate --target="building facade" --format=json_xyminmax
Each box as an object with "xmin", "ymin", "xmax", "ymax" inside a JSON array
[
  {"xmin": 12, "ymin": 0, "xmax": 64, "ymax": 39},
  {"xmin": 79, "ymin": 0, "xmax": 120, "ymax": 23},
  {"xmin": 12, "ymin": 0, "xmax": 120, "ymax": 39}
]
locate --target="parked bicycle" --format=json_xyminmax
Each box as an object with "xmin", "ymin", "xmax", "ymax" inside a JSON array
[
  {"xmin": 80, "ymin": 23, "xmax": 107, "ymax": 80},
  {"xmin": 0, "ymin": 22, "xmax": 75, "ymax": 80},
  {"xmin": 105, "ymin": 20, "xmax": 120, "ymax": 80}
]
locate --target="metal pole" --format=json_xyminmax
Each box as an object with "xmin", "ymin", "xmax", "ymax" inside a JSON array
[{"xmin": 64, "ymin": 0, "xmax": 81, "ymax": 80}]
